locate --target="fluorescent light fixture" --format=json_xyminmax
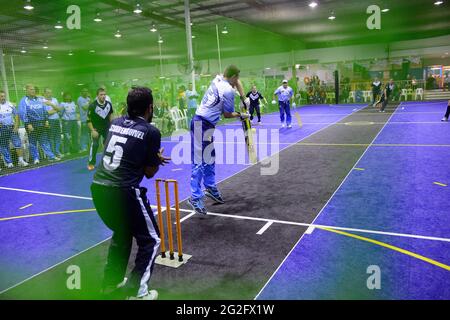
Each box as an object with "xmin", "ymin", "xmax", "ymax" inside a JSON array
[
  {"xmin": 68, "ymin": 51, "xmax": 73, "ymax": 56},
  {"xmin": 265, "ymin": 67, "xmax": 271, "ymax": 70},
  {"xmin": 43, "ymin": 45, "xmax": 48, "ymax": 49},
  {"xmin": 150, "ymin": 23, "xmax": 157, "ymax": 32},
  {"xmin": 309, "ymin": 2, "xmax": 318, "ymax": 8},
  {"xmin": 20, "ymin": 48, "xmax": 27, "ymax": 54},
  {"xmin": 434, "ymin": 1, "xmax": 443, "ymax": 5},
  {"xmin": 159, "ymin": 76, "xmax": 165, "ymax": 79},
  {"xmin": 55, "ymin": 21, "xmax": 63, "ymax": 29},
  {"xmin": 24, "ymin": 0, "xmax": 34, "ymax": 10},
  {"xmin": 221, "ymin": 26, "xmax": 228, "ymax": 34},
  {"xmin": 132, "ymin": 79, "xmax": 139, "ymax": 81},
  {"xmin": 192, "ymin": 35, "xmax": 196, "ymax": 39},
  {"xmin": 89, "ymin": 49, "xmax": 96, "ymax": 53},
  {"xmin": 381, "ymin": 8, "xmax": 390, "ymax": 12},
  {"xmin": 77, "ymin": 83, "xmax": 84, "ymax": 86},
  {"xmin": 46, "ymin": 54, "xmax": 52, "ymax": 59},
  {"xmin": 94, "ymin": 11, "xmax": 102, "ymax": 22},
  {"xmin": 158, "ymin": 36, "xmax": 163, "ymax": 43},
  {"xmin": 328, "ymin": 12, "xmax": 336, "ymax": 20},
  {"xmin": 115, "ymin": 30, "xmax": 122, "ymax": 38},
  {"xmin": 133, "ymin": 4, "xmax": 142, "ymax": 14}
]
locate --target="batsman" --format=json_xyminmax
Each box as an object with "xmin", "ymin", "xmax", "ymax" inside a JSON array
[{"xmin": 188, "ymin": 65, "xmax": 250, "ymax": 215}]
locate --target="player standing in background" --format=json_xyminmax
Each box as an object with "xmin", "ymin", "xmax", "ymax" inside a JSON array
[
  {"xmin": 246, "ymin": 85, "xmax": 267, "ymax": 125},
  {"xmin": 77, "ymin": 88, "xmax": 91, "ymax": 152},
  {"xmin": 188, "ymin": 65, "xmax": 250, "ymax": 215},
  {"xmin": 91, "ymin": 86, "xmax": 170, "ymax": 300},
  {"xmin": 87, "ymin": 88, "xmax": 114, "ymax": 171},
  {"xmin": 273, "ymin": 80, "xmax": 294, "ymax": 128},
  {"xmin": 19, "ymin": 84, "xmax": 59, "ymax": 164},
  {"xmin": 42, "ymin": 88, "xmax": 63, "ymax": 158},
  {"xmin": 60, "ymin": 92, "xmax": 80, "ymax": 155},
  {"xmin": 0, "ymin": 90, "xmax": 28, "ymax": 169}
]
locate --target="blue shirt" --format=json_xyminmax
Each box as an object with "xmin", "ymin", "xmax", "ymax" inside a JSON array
[
  {"xmin": 77, "ymin": 96, "xmax": 90, "ymax": 122},
  {"xmin": 274, "ymin": 86, "xmax": 294, "ymax": 102},
  {"xmin": 42, "ymin": 97, "xmax": 60, "ymax": 120},
  {"xmin": 196, "ymin": 75, "xmax": 235, "ymax": 125},
  {"xmin": 0, "ymin": 101, "xmax": 17, "ymax": 126},
  {"xmin": 18, "ymin": 96, "xmax": 48, "ymax": 124},
  {"xmin": 186, "ymin": 90, "xmax": 198, "ymax": 109},
  {"xmin": 60, "ymin": 102, "xmax": 78, "ymax": 121}
]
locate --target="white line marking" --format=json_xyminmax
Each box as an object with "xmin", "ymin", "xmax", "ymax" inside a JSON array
[
  {"xmin": 254, "ymin": 103, "xmax": 402, "ymax": 300},
  {"xmin": 0, "ymin": 187, "xmax": 92, "ymax": 200},
  {"xmin": 179, "ymin": 212, "xmax": 196, "ymax": 223},
  {"xmin": 0, "ymin": 237, "xmax": 111, "ymax": 295},
  {"xmin": 171, "ymin": 168, "xmax": 183, "ymax": 171},
  {"xmin": 305, "ymin": 225, "xmax": 315, "ymax": 234},
  {"xmin": 256, "ymin": 221, "xmax": 273, "ymax": 235},
  {"xmin": 19, "ymin": 204, "xmax": 33, "ymax": 210}
]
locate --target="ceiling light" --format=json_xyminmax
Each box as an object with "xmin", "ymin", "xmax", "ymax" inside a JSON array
[
  {"xmin": 159, "ymin": 76, "xmax": 165, "ymax": 79},
  {"xmin": 158, "ymin": 36, "xmax": 163, "ymax": 43},
  {"xmin": 20, "ymin": 48, "xmax": 27, "ymax": 54},
  {"xmin": 89, "ymin": 49, "xmax": 96, "ymax": 53},
  {"xmin": 221, "ymin": 26, "xmax": 228, "ymax": 34},
  {"xmin": 328, "ymin": 12, "xmax": 336, "ymax": 20},
  {"xmin": 191, "ymin": 35, "xmax": 196, "ymax": 39},
  {"xmin": 55, "ymin": 21, "xmax": 63, "ymax": 29},
  {"xmin": 46, "ymin": 54, "xmax": 52, "ymax": 59},
  {"xmin": 94, "ymin": 11, "xmax": 102, "ymax": 22},
  {"xmin": 68, "ymin": 51, "xmax": 73, "ymax": 56},
  {"xmin": 381, "ymin": 8, "xmax": 390, "ymax": 12},
  {"xmin": 434, "ymin": 1, "xmax": 443, "ymax": 5},
  {"xmin": 115, "ymin": 30, "xmax": 122, "ymax": 38},
  {"xmin": 150, "ymin": 23, "xmax": 157, "ymax": 32},
  {"xmin": 309, "ymin": 2, "xmax": 318, "ymax": 8},
  {"xmin": 133, "ymin": 4, "xmax": 143, "ymax": 14},
  {"xmin": 43, "ymin": 45, "xmax": 48, "ymax": 49},
  {"xmin": 24, "ymin": 0, "xmax": 34, "ymax": 10},
  {"xmin": 265, "ymin": 67, "xmax": 271, "ymax": 70}
]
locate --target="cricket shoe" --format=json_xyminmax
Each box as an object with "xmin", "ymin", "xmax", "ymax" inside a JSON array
[
  {"xmin": 205, "ymin": 188, "xmax": 225, "ymax": 204},
  {"xmin": 6, "ymin": 163, "xmax": 13, "ymax": 169},
  {"xmin": 287, "ymin": 124, "xmax": 292, "ymax": 129},
  {"xmin": 87, "ymin": 164, "xmax": 95, "ymax": 171},
  {"xmin": 188, "ymin": 198, "xmax": 207, "ymax": 215},
  {"xmin": 33, "ymin": 159, "xmax": 40, "ymax": 165},
  {"xmin": 18, "ymin": 159, "xmax": 29, "ymax": 167},
  {"xmin": 281, "ymin": 123, "xmax": 286, "ymax": 128},
  {"xmin": 442, "ymin": 117, "xmax": 448, "ymax": 122},
  {"xmin": 127, "ymin": 290, "xmax": 158, "ymax": 301}
]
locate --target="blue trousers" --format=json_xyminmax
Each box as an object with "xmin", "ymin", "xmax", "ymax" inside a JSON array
[
  {"xmin": 0, "ymin": 126, "xmax": 21, "ymax": 164},
  {"xmin": 27, "ymin": 121, "xmax": 55, "ymax": 161},
  {"xmin": 190, "ymin": 115, "xmax": 216, "ymax": 200},
  {"xmin": 48, "ymin": 119, "xmax": 62, "ymax": 156},
  {"xmin": 279, "ymin": 101, "xmax": 292, "ymax": 125},
  {"xmin": 80, "ymin": 122, "xmax": 89, "ymax": 151}
]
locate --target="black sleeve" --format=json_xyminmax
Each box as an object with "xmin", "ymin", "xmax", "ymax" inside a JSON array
[
  {"xmin": 259, "ymin": 92, "xmax": 264, "ymax": 100},
  {"xmin": 246, "ymin": 92, "xmax": 251, "ymax": 98},
  {"xmin": 108, "ymin": 102, "xmax": 114, "ymax": 117},
  {"xmin": 145, "ymin": 126, "xmax": 162, "ymax": 167}
]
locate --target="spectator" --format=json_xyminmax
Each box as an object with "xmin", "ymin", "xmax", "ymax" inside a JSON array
[
  {"xmin": 0, "ymin": 90, "xmax": 28, "ymax": 168},
  {"xmin": 186, "ymin": 83, "xmax": 198, "ymax": 120},
  {"xmin": 42, "ymin": 88, "xmax": 63, "ymax": 158},
  {"xmin": 177, "ymin": 85, "xmax": 187, "ymax": 110},
  {"xmin": 77, "ymin": 88, "xmax": 91, "ymax": 152},
  {"xmin": 60, "ymin": 92, "xmax": 79, "ymax": 155},
  {"xmin": 19, "ymin": 84, "xmax": 59, "ymax": 164}
]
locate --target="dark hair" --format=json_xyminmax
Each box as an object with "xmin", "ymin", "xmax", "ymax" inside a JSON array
[
  {"xmin": 224, "ymin": 65, "xmax": 240, "ymax": 78},
  {"xmin": 97, "ymin": 88, "xmax": 106, "ymax": 95},
  {"xmin": 127, "ymin": 86, "xmax": 153, "ymax": 118}
]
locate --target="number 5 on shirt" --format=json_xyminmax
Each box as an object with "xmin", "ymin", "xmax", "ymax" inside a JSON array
[{"xmin": 103, "ymin": 135, "xmax": 128, "ymax": 171}]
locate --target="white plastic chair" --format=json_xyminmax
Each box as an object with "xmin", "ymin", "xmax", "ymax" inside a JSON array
[
  {"xmin": 400, "ymin": 89, "xmax": 408, "ymax": 101},
  {"xmin": 415, "ymin": 88, "xmax": 424, "ymax": 100},
  {"xmin": 363, "ymin": 91, "xmax": 372, "ymax": 102},
  {"xmin": 349, "ymin": 91, "xmax": 356, "ymax": 103},
  {"xmin": 169, "ymin": 107, "xmax": 187, "ymax": 131}
]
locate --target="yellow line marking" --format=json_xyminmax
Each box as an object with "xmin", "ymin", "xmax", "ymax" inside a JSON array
[
  {"xmin": 19, "ymin": 204, "xmax": 33, "ymax": 210},
  {"xmin": 0, "ymin": 209, "xmax": 96, "ymax": 222},
  {"xmin": 354, "ymin": 168, "xmax": 365, "ymax": 171},
  {"xmin": 433, "ymin": 182, "xmax": 448, "ymax": 187},
  {"xmin": 319, "ymin": 227, "xmax": 450, "ymax": 271},
  {"xmin": 295, "ymin": 112, "xmax": 303, "ymax": 127}
]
